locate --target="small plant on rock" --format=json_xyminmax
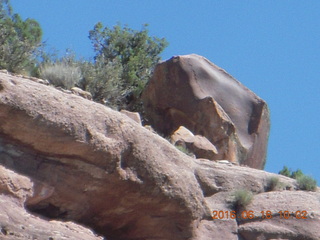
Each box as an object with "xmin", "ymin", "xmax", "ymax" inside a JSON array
[
  {"xmin": 266, "ymin": 176, "xmax": 281, "ymax": 191},
  {"xmin": 175, "ymin": 144, "xmax": 194, "ymax": 157},
  {"xmin": 230, "ymin": 189, "xmax": 253, "ymax": 210},
  {"xmin": 296, "ymin": 175, "xmax": 317, "ymax": 192}
]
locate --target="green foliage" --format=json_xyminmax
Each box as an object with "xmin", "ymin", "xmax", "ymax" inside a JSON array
[
  {"xmin": 279, "ymin": 166, "xmax": 291, "ymax": 177},
  {"xmin": 1, "ymin": 1, "xmax": 167, "ymax": 111},
  {"xmin": 40, "ymin": 63, "xmax": 82, "ymax": 89},
  {"xmin": 230, "ymin": 189, "xmax": 253, "ymax": 210},
  {"xmin": 296, "ymin": 175, "xmax": 317, "ymax": 191},
  {"xmin": 291, "ymin": 169, "xmax": 304, "ymax": 179},
  {"xmin": 0, "ymin": 0, "xmax": 42, "ymax": 73},
  {"xmin": 266, "ymin": 176, "xmax": 280, "ymax": 191},
  {"xmin": 278, "ymin": 166, "xmax": 317, "ymax": 191},
  {"xmin": 175, "ymin": 144, "xmax": 194, "ymax": 157},
  {"xmin": 88, "ymin": 23, "xmax": 168, "ymax": 110},
  {"xmin": 279, "ymin": 166, "xmax": 311, "ymax": 179},
  {"xmin": 39, "ymin": 50, "xmax": 82, "ymax": 89},
  {"xmin": 81, "ymin": 59, "xmax": 124, "ymax": 108}
]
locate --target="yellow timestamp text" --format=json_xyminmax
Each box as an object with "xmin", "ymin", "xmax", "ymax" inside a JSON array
[{"xmin": 212, "ymin": 210, "xmax": 308, "ymax": 220}]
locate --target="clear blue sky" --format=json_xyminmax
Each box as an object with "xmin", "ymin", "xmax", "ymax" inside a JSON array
[{"xmin": 11, "ymin": 0, "xmax": 320, "ymax": 184}]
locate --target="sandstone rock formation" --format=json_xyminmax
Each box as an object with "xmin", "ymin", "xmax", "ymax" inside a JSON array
[
  {"xmin": 120, "ymin": 109, "xmax": 142, "ymax": 125},
  {"xmin": 171, "ymin": 126, "xmax": 218, "ymax": 160},
  {"xmin": 0, "ymin": 72, "xmax": 319, "ymax": 240},
  {"xmin": 71, "ymin": 86, "xmax": 93, "ymax": 100},
  {"xmin": 0, "ymin": 165, "xmax": 103, "ymax": 240},
  {"xmin": 142, "ymin": 54, "xmax": 270, "ymax": 169}
]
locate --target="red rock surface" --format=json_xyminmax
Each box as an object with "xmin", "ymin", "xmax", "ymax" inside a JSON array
[
  {"xmin": 0, "ymin": 71, "xmax": 318, "ymax": 240},
  {"xmin": 171, "ymin": 126, "xmax": 218, "ymax": 160},
  {"xmin": 142, "ymin": 54, "xmax": 270, "ymax": 169},
  {"xmin": 0, "ymin": 166, "xmax": 103, "ymax": 240}
]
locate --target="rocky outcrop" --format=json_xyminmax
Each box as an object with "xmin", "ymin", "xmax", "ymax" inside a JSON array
[
  {"xmin": 0, "ymin": 165, "xmax": 103, "ymax": 240},
  {"xmin": 142, "ymin": 54, "xmax": 270, "ymax": 169},
  {"xmin": 171, "ymin": 126, "xmax": 218, "ymax": 160},
  {"xmin": 120, "ymin": 109, "xmax": 142, "ymax": 125},
  {"xmin": 71, "ymin": 86, "xmax": 93, "ymax": 100},
  {"xmin": 0, "ymin": 72, "xmax": 319, "ymax": 240}
]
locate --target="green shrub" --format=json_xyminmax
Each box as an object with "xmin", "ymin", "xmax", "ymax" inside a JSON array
[
  {"xmin": 0, "ymin": 0, "xmax": 42, "ymax": 74},
  {"xmin": 89, "ymin": 23, "xmax": 168, "ymax": 111},
  {"xmin": 266, "ymin": 176, "xmax": 280, "ymax": 191},
  {"xmin": 278, "ymin": 166, "xmax": 318, "ymax": 191},
  {"xmin": 230, "ymin": 189, "xmax": 253, "ymax": 210},
  {"xmin": 279, "ymin": 166, "xmax": 310, "ymax": 180},
  {"xmin": 82, "ymin": 59, "xmax": 124, "ymax": 109},
  {"xmin": 279, "ymin": 166, "xmax": 291, "ymax": 177},
  {"xmin": 296, "ymin": 175, "xmax": 317, "ymax": 191},
  {"xmin": 291, "ymin": 169, "xmax": 304, "ymax": 179},
  {"xmin": 175, "ymin": 145, "xmax": 194, "ymax": 157},
  {"xmin": 40, "ymin": 61, "xmax": 82, "ymax": 89}
]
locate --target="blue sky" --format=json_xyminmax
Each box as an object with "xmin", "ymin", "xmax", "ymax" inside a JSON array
[{"xmin": 11, "ymin": 0, "xmax": 320, "ymax": 184}]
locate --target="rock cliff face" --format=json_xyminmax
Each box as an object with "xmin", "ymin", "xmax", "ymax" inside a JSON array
[
  {"xmin": 142, "ymin": 54, "xmax": 270, "ymax": 169},
  {"xmin": 0, "ymin": 70, "xmax": 319, "ymax": 240}
]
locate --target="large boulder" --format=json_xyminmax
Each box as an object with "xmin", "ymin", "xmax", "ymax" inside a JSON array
[
  {"xmin": 142, "ymin": 54, "xmax": 270, "ymax": 169},
  {"xmin": 0, "ymin": 72, "xmax": 318, "ymax": 240}
]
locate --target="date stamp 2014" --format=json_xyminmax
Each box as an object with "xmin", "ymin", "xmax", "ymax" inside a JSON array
[{"xmin": 212, "ymin": 210, "xmax": 308, "ymax": 220}]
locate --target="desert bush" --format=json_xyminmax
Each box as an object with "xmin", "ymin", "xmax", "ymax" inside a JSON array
[
  {"xmin": 84, "ymin": 59, "xmax": 124, "ymax": 108},
  {"xmin": 296, "ymin": 175, "xmax": 317, "ymax": 191},
  {"xmin": 175, "ymin": 144, "xmax": 194, "ymax": 157},
  {"xmin": 230, "ymin": 189, "xmax": 253, "ymax": 210},
  {"xmin": 40, "ymin": 61, "xmax": 82, "ymax": 89},
  {"xmin": 279, "ymin": 166, "xmax": 317, "ymax": 191},
  {"xmin": 279, "ymin": 166, "xmax": 307, "ymax": 179},
  {"xmin": 0, "ymin": 0, "xmax": 42, "ymax": 74},
  {"xmin": 291, "ymin": 169, "xmax": 304, "ymax": 179},
  {"xmin": 279, "ymin": 166, "xmax": 291, "ymax": 177},
  {"xmin": 266, "ymin": 176, "xmax": 281, "ymax": 191},
  {"xmin": 89, "ymin": 22, "xmax": 168, "ymax": 111}
]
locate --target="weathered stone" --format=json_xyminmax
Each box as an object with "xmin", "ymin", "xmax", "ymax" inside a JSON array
[
  {"xmin": 0, "ymin": 72, "xmax": 318, "ymax": 240},
  {"xmin": 142, "ymin": 54, "xmax": 270, "ymax": 169},
  {"xmin": 0, "ymin": 72, "xmax": 208, "ymax": 239},
  {"xmin": 0, "ymin": 165, "xmax": 33, "ymax": 204},
  {"xmin": 171, "ymin": 125, "xmax": 194, "ymax": 143},
  {"xmin": 171, "ymin": 126, "xmax": 218, "ymax": 160},
  {"xmin": 71, "ymin": 86, "xmax": 93, "ymax": 100},
  {"xmin": 120, "ymin": 109, "xmax": 142, "ymax": 125},
  {"xmin": 238, "ymin": 191, "xmax": 320, "ymax": 240},
  {"xmin": 0, "ymin": 165, "xmax": 103, "ymax": 240},
  {"xmin": 143, "ymin": 124, "xmax": 157, "ymax": 134},
  {"xmin": 0, "ymin": 69, "xmax": 9, "ymax": 74}
]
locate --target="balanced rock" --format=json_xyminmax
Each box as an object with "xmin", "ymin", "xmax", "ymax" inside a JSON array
[
  {"xmin": 142, "ymin": 54, "xmax": 270, "ymax": 169},
  {"xmin": 171, "ymin": 126, "xmax": 218, "ymax": 160}
]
